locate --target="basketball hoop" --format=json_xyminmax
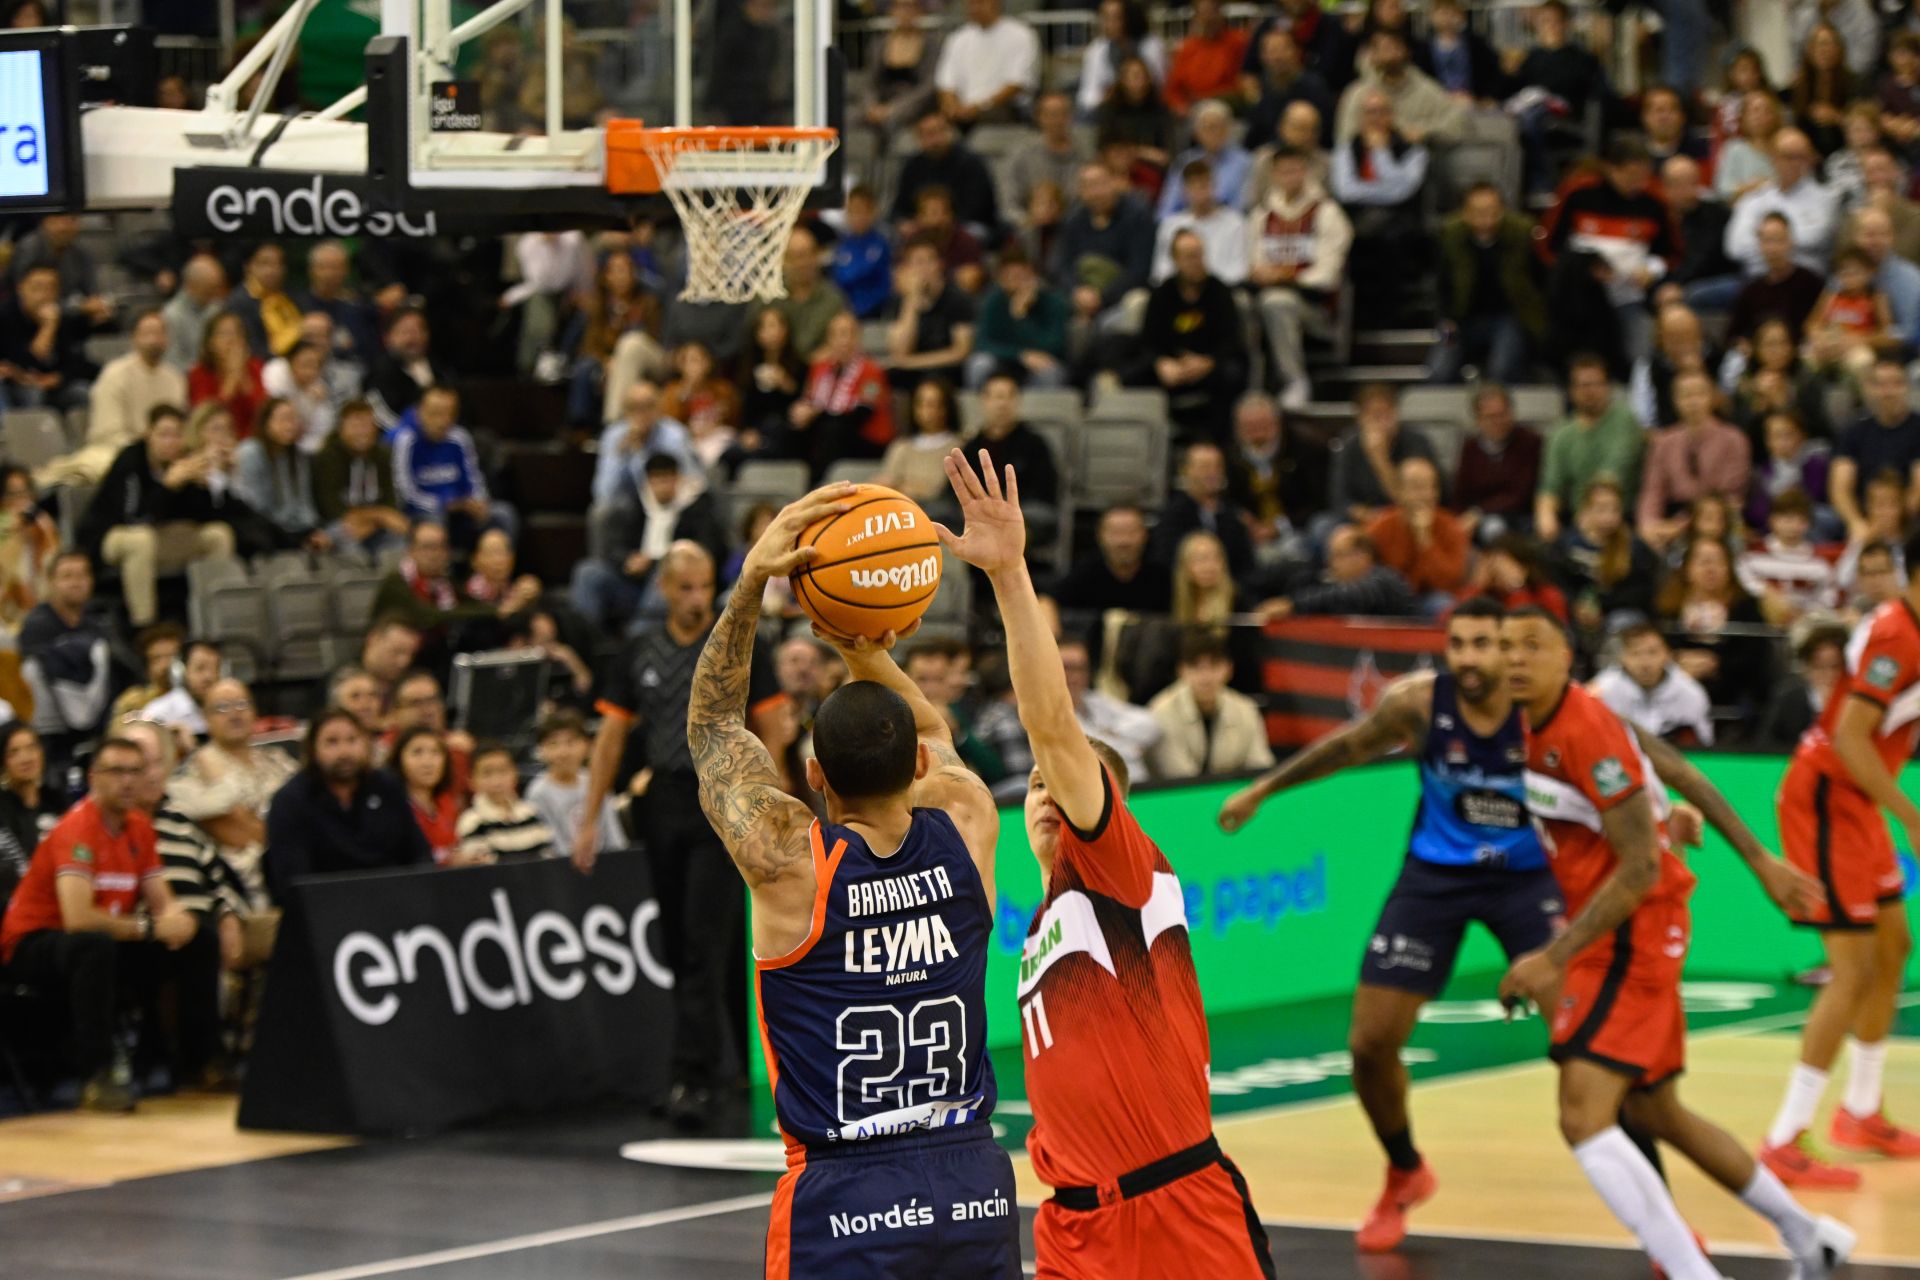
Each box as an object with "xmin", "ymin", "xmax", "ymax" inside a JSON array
[{"xmin": 605, "ymin": 123, "xmax": 839, "ymax": 304}]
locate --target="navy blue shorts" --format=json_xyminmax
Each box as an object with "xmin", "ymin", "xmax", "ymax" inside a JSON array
[
  {"xmin": 1359, "ymin": 857, "xmax": 1566, "ymax": 997},
  {"xmin": 768, "ymin": 1125, "xmax": 1021, "ymax": 1280}
]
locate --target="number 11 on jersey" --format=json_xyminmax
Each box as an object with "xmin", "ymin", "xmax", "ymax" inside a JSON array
[{"xmin": 1021, "ymin": 991, "xmax": 1054, "ymax": 1058}]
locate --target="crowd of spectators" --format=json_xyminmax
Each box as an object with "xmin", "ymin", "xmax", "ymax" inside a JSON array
[{"xmin": 6, "ymin": 0, "xmax": 1920, "ymax": 1122}]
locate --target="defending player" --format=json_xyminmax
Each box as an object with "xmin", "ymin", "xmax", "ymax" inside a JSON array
[
  {"xmin": 1498, "ymin": 608, "xmax": 1853, "ymax": 1280},
  {"xmin": 936, "ymin": 451, "xmax": 1275, "ymax": 1280},
  {"xmin": 1216, "ymin": 596, "xmax": 1561, "ymax": 1251},
  {"xmin": 686, "ymin": 484, "xmax": 1019, "ymax": 1279},
  {"xmin": 1759, "ymin": 523, "xmax": 1920, "ymax": 1187}
]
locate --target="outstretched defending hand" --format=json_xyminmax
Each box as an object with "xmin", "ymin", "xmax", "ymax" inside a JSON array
[
  {"xmin": 741, "ymin": 483, "xmax": 858, "ymax": 586},
  {"xmin": 937, "ymin": 448, "xmax": 1026, "ymax": 575}
]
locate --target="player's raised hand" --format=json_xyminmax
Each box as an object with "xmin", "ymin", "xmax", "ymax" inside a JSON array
[
  {"xmin": 1755, "ymin": 856, "xmax": 1822, "ymax": 920},
  {"xmin": 1218, "ymin": 786, "xmax": 1262, "ymax": 834},
  {"xmin": 741, "ymin": 483, "xmax": 857, "ymax": 584},
  {"xmin": 936, "ymin": 449, "xmax": 1026, "ymax": 574}
]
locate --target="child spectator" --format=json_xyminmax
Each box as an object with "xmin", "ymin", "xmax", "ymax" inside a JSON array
[
  {"xmin": 525, "ymin": 709, "xmax": 626, "ymax": 854},
  {"xmin": 1737, "ymin": 488, "xmax": 1838, "ymax": 624},
  {"xmin": 1746, "ymin": 411, "xmax": 1835, "ymax": 535},
  {"xmin": 661, "ymin": 341, "xmax": 742, "ymax": 471},
  {"xmin": 456, "ymin": 743, "xmax": 556, "ymax": 862},
  {"xmin": 830, "ymin": 187, "xmax": 894, "ymax": 320},
  {"xmin": 1805, "ymin": 246, "xmax": 1895, "ymax": 378},
  {"xmin": 392, "ymin": 384, "xmax": 516, "ymax": 547}
]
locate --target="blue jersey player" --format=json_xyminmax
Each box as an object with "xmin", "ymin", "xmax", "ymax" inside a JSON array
[
  {"xmin": 1218, "ymin": 596, "xmax": 1560, "ymax": 1252},
  {"xmin": 687, "ymin": 485, "xmax": 1019, "ymax": 1280}
]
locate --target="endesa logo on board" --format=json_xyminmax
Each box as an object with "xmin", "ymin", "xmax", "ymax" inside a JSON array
[
  {"xmin": 172, "ymin": 168, "xmax": 439, "ymax": 239},
  {"xmin": 331, "ymin": 888, "xmax": 672, "ymax": 1027}
]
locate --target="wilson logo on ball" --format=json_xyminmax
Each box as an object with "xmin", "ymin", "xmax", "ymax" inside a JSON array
[
  {"xmin": 793, "ymin": 484, "xmax": 945, "ymax": 640},
  {"xmin": 850, "ymin": 555, "xmax": 940, "ymax": 594}
]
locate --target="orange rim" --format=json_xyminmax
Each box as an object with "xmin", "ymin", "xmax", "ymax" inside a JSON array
[
  {"xmin": 604, "ymin": 120, "xmax": 836, "ymax": 194},
  {"xmin": 606, "ymin": 120, "xmax": 835, "ymax": 146}
]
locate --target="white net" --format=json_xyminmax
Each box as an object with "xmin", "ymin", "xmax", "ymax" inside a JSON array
[{"xmin": 640, "ymin": 130, "xmax": 840, "ymax": 304}]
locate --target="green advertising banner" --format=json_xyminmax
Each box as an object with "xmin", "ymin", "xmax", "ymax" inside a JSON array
[{"xmin": 751, "ymin": 754, "xmax": 1920, "ymax": 1082}]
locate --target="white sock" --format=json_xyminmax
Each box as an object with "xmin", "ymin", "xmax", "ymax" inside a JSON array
[
  {"xmin": 1573, "ymin": 1127, "xmax": 1721, "ymax": 1280},
  {"xmin": 1740, "ymin": 1164, "xmax": 1816, "ymax": 1257},
  {"xmin": 1766, "ymin": 1064, "xmax": 1830, "ymax": 1148},
  {"xmin": 1842, "ymin": 1039, "xmax": 1887, "ymax": 1119}
]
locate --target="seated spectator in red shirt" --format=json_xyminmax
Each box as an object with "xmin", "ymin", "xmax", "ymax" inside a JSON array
[
  {"xmin": 1164, "ymin": 0, "xmax": 1248, "ymax": 114},
  {"xmin": 1453, "ymin": 383, "xmax": 1543, "ymax": 543},
  {"xmin": 1637, "ymin": 368, "xmax": 1753, "ymax": 551},
  {"xmin": 387, "ymin": 726, "xmax": 485, "ymax": 868},
  {"xmin": 186, "ymin": 311, "xmax": 267, "ymax": 438},
  {"xmin": 0, "ymin": 737, "xmax": 215, "ymax": 1111},
  {"xmin": 783, "ymin": 311, "xmax": 896, "ymax": 480},
  {"xmin": 1367, "ymin": 455, "xmax": 1470, "ymax": 615}
]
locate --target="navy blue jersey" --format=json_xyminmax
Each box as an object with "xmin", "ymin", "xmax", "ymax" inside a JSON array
[
  {"xmin": 757, "ymin": 809, "xmax": 997, "ymax": 1151},
  {"xmin": 1407, "ymin": 674, "xmax": 1548, "ymax": 871}
]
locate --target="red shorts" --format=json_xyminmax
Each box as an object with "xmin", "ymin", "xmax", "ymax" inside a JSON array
[
  {"xmin": 1035, "ymin": 1159, "xmax": 1273, "ymax": 1280},
  {"xmin": 1548, "ymin": 904, "xmax": 1689, "ymax": 1090},
  {"xmin": 1778, "ymin": 762, "xmax": 1906, "ymax": 931}
]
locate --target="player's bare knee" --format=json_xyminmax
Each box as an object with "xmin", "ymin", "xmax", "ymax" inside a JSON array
[
  {"xmin": 1558, "ymin": 1104, "xmax": 1609, "ymax": 1148},
  {"xmin": 1347, "ymin": 1023, "xmax": 1404, "ymax": 1072},
  {"xmin": 1620, "ymin": 1088, "xmax": 1680, "ymax": 1142},
  {"xmin": 1883, "ymin": 915, "xmax": 1914, "ymax": 966}
]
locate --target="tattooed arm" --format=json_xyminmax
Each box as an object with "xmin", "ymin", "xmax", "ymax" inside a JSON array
[
  {"xmin": 1217, "ymin": 672, "xmax": 1436, "ymax": 834},
  {"xmin": 1500, "ymin": 789, "xmax": 1660, "ymax": 1012},
  {"xmin": 688, "ymin": 485, "xmax": 855, "ymax": 956},
  {"xmin": 1631, "ymin": 724, "xmax": 1821, "ymax": 918}
]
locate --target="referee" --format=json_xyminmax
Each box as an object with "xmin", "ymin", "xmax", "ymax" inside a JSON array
[{"xmin": 574, "ymin": 540, "xmax": 785, "ymax": 1129}]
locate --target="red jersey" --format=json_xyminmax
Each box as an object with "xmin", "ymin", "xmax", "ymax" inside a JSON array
[
  {"xmin": 1019, "ymin": 770, "xmax": 1213, "ymax": 1190},
  {"xmin": 1817, "ymin": 290, "xmax": 1878, "ymax": 336},
  {"xmin": 0, "ymin": 798, "xmax": 159, "ymax": 962},
  {"xmin": 1795, "ymin": 599, "xmax": 1920, "ymax": 790},
  {"xmin": 1524, "ymin": 684, "xmax": 1696, "ymax": 964}
]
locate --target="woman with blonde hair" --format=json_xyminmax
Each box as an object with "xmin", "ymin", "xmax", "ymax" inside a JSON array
[
  {"xmin": 1119, "ymin": 531, "xmax": 1250, "ymax": 700},
  {"xmin": 1173, "ymin": 529, "xmax": 1238, "ymax": 625}
]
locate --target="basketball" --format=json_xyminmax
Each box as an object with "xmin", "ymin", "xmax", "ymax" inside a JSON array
[{"xmin": 792, "ymin": 485, "xmax": 943, "ymax": 639}]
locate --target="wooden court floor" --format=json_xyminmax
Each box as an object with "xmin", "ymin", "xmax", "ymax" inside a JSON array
[{"xmin": 0, "ymin": 1008, "xmax": 1915, "ymax": 1277}]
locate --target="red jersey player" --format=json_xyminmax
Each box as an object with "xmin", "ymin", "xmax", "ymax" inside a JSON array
[
  {"xmin": 1498, "ymin": 609, "xmax": 1852, "ymax": 1280},
  {"xmin": 1761, "ymin": 537, "xmax": 1920, "ymax": 1186},
  {"xmin": 936, "ymin": 450, "xmax": 1274, "ymax": 1279}
]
